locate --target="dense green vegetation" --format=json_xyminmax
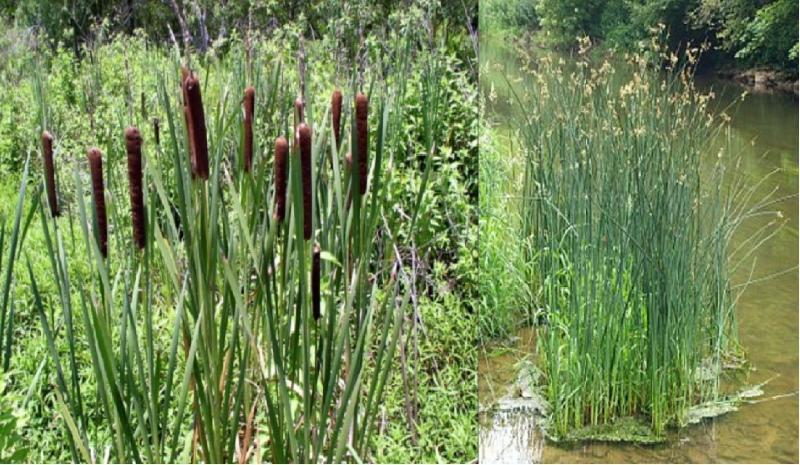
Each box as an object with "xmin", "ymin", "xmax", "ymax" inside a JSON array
[
  {"xmin": 479, "ymin": 27, "xmax": 784, "ymax": 441},
  {"xmin": 0, "ymin": 1, "xmax": 477, "ymax": 463},
  {"xmin": 481, "ymin": 0, "xmax": 798, "ymax": 71}
]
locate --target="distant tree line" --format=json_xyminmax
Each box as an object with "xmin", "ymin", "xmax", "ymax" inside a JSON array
[
  {"xmin": 0, "ymin": 0, "xmax": 477, "ymax": 55},
  {"xmin": 483, "ymin": 0, "xmax": 798, "ymax": 71}
]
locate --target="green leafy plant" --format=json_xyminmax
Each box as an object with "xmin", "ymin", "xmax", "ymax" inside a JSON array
[{"xmin": 0, "ymin": 373, "xmax": 29, "ymax": 463}]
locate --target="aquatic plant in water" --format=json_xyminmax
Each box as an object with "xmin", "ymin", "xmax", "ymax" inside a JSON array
[{"xmin": 511, "ymin": 37, "xmax": 779, "ymax": 440}]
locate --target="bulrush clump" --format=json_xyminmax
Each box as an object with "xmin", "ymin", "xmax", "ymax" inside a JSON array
[
  {"xmin": 273, "ymin": 137, "xmax": 289, "ymax": 222},
  {"xmin": 125, "ymin": 127, "xmax": 146, "ymax": 250},
  {"xmin": 331, "ymin": 90, "xmax": 343, "ymax": 150},
  {"xmin": 355, "ymin": 93, "xmax": 369, "ymax": 195},
  {"xmin": 243, "ymin": 86, "xmax": 255, "ymax": 173},
  {"xmin": 312, "ymin": 243, "xmax": 321, "ymax": 320},
  {"xmin": 184, "ymin": 72, "xmax": 209, "ymax": 180},
  {"xmin": 41, "ymin": 131, "xmax": 59, "ymax": 217},
  {"xmin": 298, "ymin": 123, "xmax": 312, "ymax": 240},
  {"xmin": 87, "ymin": 148, "xmax": 108, "ymax": 258}
]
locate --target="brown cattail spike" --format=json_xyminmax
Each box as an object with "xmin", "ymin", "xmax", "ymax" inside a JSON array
[
  {"xmin": 273, "ymin": 137, "xmax": 289, "ymax": 222},
  {"xmin": 184, "ymin": 73, "xmax": 209, "ymax": 180},
  {"xmin": 87, "ymin": 148, "xmax": 108, "ymax": 258},
  {"xmin": 298, "ymin": 123, "xmax": 313, "ymax": 241},
  {"xmin": 331, "ymin": 90, "xmax": 343, "ymax": 150},
  {"xmin": 180, "ymin": 67, "xmax": 197, "ymax": 177},
  {"xmin": 153, "ymin": 118, "xmax": 160, "ymax": 146},
  {"xmin": 125, "ymin": 127, "xmax": 146, "ymax": 250},
  {"xmin": 355, "ymin": 93, "xmax": 369, "ymax": 196},
  {"xmin": 312, "ymin": 243, "xmax": 321, "ymax": 320},
  {"xmin": 184, "ymin": 105, "xmax": 197, "ymax": 176},
  {"xmin": 42, "ymin": 131, "xmax": 59, "ymax": 217},
  {"xmin": 243, "ymin": 86, "xmax": 255, "ymax": 173}
]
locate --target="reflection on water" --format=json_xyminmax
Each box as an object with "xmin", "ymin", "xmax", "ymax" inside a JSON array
[
  {"xmin": 480, "ymin": 406, "xmax": 543, "ymax": 464},
  {"xmin": 480, "ymin": 35, "xmax": 799, "ymax": 464}
]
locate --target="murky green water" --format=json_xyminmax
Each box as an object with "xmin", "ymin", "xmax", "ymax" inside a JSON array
[{"xmin": 479, "ymin": 35, "xmax": 799, "ymax": 464}]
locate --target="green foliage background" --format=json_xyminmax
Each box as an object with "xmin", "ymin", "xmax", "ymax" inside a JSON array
[{"xmin": 481, "ymin": 0, "xmax": 798, "ymax": 70}]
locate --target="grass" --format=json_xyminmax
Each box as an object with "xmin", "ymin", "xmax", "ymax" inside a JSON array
[
  {"xmin": 500, "ymin": 36, "xmax": 783, "ymax": 440},
  {"xmin": 477, "ymin": 122, "xmax": 531, "ymax": 343}
]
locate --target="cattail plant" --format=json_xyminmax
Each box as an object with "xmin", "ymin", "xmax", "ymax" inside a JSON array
[
  {"xmin": 87, "ymin": 147, "xmax": 107, "ymax": 258},
  {"xmin": 355, "ymin": 93, "xmax": 368, "ymax": 195},
  {"xmin": 184, "ymin": 73, "xmax": 209, "ymax": 180},
  {"xmin": 181, "ymin": 67, "xmax": 197, "ymax": 175},
  {"xmin": 29, "ymin": 34, "xmax": 436, "ymax": 465},
  {"xmin": 125, "ymin": 127, "xmax": 146, "ymax": 249},
  {"xmin": 274, "ymin": 136, "xmax": 288, "ymax": 221},
  {"xmin": 294, "ymin": 96, "xmax": 304, "ymax": 148},
  {"xmin": 331, "ymin": 89, "xmax": 343, "ymax": 150},
  {"xmin": 298, "ymin": 122, "xmax": 312, "ymax": 240},
  {"xmin": 243, "ymin": 86, "xmax": 255, "ymax": 172},
  {"xmin": 41, "ymin": 130, "xmax": 59, "ymax": 217},
  {"xmin": 153, "ymin": 117, "xmax": 160, "ymax": 146}
]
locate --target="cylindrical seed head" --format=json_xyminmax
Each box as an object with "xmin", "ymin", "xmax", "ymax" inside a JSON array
[
  {"xmin": 273, "ymin": 137, "xmax": 289, "ymax": 222},
  {"xmin": 180, "ymin": 67, "xmax": 197, "ymax": 177},
  {"xmin": 331, "ymin": 89, "xmax": 343, "ymax": 150},
  {"xmin": 243, "ymin": 86, "xmax": 255, "ymax": 173},
  {"xmin": 87, "ymin": 147, "xmax": 108, "ymax": 258},
  {"xmin": 184, "ymin": 74, "xmax": 209, "ymax": 180},
  {"xmin": 312, "ymin": 243, "xmax": 321, "ymax": 320},
  {"xmin": 125, "ymin": 127, "xmax": 146, "ymax": 250},
  {"xmin": 153, "ymin": 118, "xmax": 160, "ymax": 146},
  {"xmin": 293, "ymin": 97, "xmax": 304, "ymax": 149},
  {"xmin": 42, "ymin": 131, "xmax": 59, "ymax": 217},
  {"xmin": 355, "ymin": 93, "xmax": 369, "ymax": 195},
  {"xmin": 298, "ymin": 123, "xmax": 313, "ymax": 241}
]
